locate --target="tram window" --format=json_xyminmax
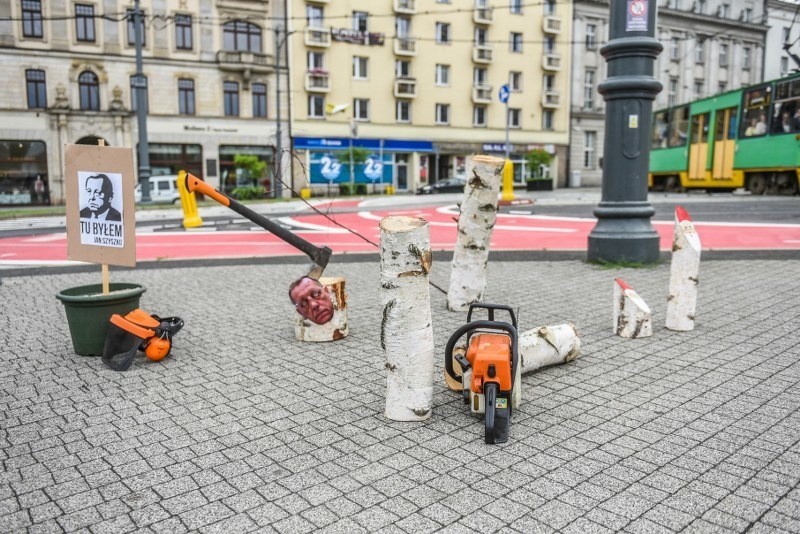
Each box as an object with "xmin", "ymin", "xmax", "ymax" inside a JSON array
[
  {"xmin": 652, "ymin": 110, "xmax": 669, "ymax": 149},
  {"xmin": 667, "ymin": 106, "xmax": 689, "ymax": 147},
  {"xmin": 714, "ymin": 112, "xmax": 725, "ymax": 141},
  {"xmin": 728, "ymin": 108, "xmax": 738, "ymax": 138},
  {"xmin": 741, "ymin": 86, "xmax": 771, "ymax": 137},
  {"xmin": 773, "ymin": 79, "xmax": 800, "ymax": 134},
  {"xmin": 691, "ymin": 113, "xmax": 709, "ymax": 143}
]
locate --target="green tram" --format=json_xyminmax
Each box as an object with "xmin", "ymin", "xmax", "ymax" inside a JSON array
[{"xmin": 649, "ymin": 73, "xmax": 800, "ymax": 194}]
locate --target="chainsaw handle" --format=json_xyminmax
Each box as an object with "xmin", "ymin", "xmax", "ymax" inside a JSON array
[
  {"xmin": 184, "ymin": 173, "xmax": 332, "ymax": 273},
  {"xmin": 466, "ymin": 303, "xmax": 518, "ymax": 329},
  {"xmin": 444, "ymin": 320, "xmax": 519, "ymax": 386}
]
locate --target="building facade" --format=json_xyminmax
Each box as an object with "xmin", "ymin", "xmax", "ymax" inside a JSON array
[
  {"xmin": 287, "ymin": 0, "xmax": 573, "ymax": 194},
  {"xmin": 764, "ymin": 0, "xmax": 800, "ymax": 81},
  {"xmin": 570, "ymin": 0, "xmax": 768, "ymax": 187},
  {"xmin": 0, "ymin": 0, "xmax": 287, "ymax": 205}
]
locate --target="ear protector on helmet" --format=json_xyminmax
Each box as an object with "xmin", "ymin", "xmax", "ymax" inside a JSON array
[{"xmin": 102, "ymin": 309, "xmax": 184, "ymax": 371}]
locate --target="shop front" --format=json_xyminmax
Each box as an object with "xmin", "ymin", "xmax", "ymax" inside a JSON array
[
  {"xmin": 0, "ymin": 140, "xmax": 50, "ymax": 205},
  {"xmin": 431, "ymin": 141, "xmax": 559, "ymax": 186}
]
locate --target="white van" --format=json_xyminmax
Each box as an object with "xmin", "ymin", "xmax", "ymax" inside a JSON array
[{"xmin": 134, "ymin": 175, "xmax": 181, "ymax": 204}]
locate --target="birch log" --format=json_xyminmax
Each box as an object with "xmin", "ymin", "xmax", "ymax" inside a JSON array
[
  {"xmin": 294, "ymin": 277, "xmax": 349, "ymax": 342},
  {"xmin": 613, "ymin": 278, "xmax": 652, "ymax": 338},
  {"xmin": 666, "ymin": 206, "xmax": 701, "ymax": 331},
  {"xmin": 447, "ymin": 155, "xmax": 505, "ymax": 311},
  {"xmin": 380, "ymin": 216, "xmax": 435, "ymax": 421}
]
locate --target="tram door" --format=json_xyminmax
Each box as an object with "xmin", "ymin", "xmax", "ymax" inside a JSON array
[
  {"xmin": 712, "ymin": 107, "xmax": 737, "ymax": 182},
  {"xmin": 688, "ymin": 112, "xmax": 710, "ymax": 182}
]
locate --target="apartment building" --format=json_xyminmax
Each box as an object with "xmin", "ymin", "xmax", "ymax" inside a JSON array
[
  {"xmin": 764, "ymin": 0, "xmax": 800, "ymax": 81},
  {"xmin": 570, "ymin": 0, "xmax": 768, "ymax": 187},
  {"xmin": 288, "ymin": 0, "xmax": 573, "ymax": 193},
  {"xmin": 0, "ymin": 0, "xmax": 286, "ymax": 205}
]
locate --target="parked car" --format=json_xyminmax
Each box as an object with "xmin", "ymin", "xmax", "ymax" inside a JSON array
[
  {"xmin": 134, "ymin": 175, "xmax": 181, "ymax": 204},
  {"xmin": 416, "ymin": 177, "xmax": 466, "ymax": 194}
]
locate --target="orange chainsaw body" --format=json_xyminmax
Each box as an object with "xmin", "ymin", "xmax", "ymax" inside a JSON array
[{"xmin": 466, "ymin": 333, "xmax": 513, "ymax": 394}]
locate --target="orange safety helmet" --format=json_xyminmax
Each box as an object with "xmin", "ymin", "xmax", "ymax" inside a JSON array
[{"xmin": 103, "ymin": 309, "xmax": 183, "ymax": 371}]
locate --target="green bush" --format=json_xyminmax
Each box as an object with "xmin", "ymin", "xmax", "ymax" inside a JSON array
[
  {"xmin": 338, "ymin": 183, "xmax": 354, "ymax": 196},
  {"xmin": 231, "ymin": 186, "xmax": 266, "ymax": 200}
]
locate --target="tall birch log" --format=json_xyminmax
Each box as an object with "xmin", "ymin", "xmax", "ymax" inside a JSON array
[
  {"xmin": 447, "ymin": 155, "xmax": 505, "ymax": 312},
  {"xmin": 294, "ymin": 277, "xmax": 349, "ymax": 342},
  {"xmin": 666, "ymin": 206, "xmax": 701, "ymax": 331},
  {"xmin": 380, "ymin": 216, "xmax": 435, "ymax": 421},
  {"xmin": 613, "ymin": 278, "xmax": 652, "ymax": 338}
]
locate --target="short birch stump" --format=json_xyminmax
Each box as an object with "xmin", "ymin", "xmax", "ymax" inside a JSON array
[{"xmin": 294, "ymin": 276, "xmax": 349, "ymax": 342}]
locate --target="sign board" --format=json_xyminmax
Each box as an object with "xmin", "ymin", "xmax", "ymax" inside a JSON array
[
  {"xmin": 626, "ymin": 0, "xmax": 648, "ymax": 31},
  {"xmin": 498, "ymin": 84, "xmax": 510, "ymax": 104},
  {"xmin": 364, "ymin": 154, "xmax": 384, "ymax": 181},
  {"xmin": 65, "ymin": 144, "xmax": 136, "ymax": 267}
]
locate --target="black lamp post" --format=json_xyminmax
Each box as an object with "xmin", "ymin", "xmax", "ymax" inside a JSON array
[
  {"xmin": 132, "ymin": 0, "xmax": 150, "ymax": 202},
  {"xmin": 587, "ymin": 0, "xmax": 662, "ymax": 263}
]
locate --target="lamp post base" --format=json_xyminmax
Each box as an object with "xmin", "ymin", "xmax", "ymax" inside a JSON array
[{"xmin": 588, "ymin": 203, "xmax": 660, "ymax": 263}]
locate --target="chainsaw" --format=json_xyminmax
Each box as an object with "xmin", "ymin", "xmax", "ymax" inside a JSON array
[{"xmin": 444, "ymin": 303, "xmax": 520, "ymax": 444}]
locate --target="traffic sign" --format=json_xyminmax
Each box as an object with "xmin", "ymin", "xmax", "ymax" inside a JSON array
[{"xmin": 498, "ymin": 84, "xmax": 510, "ymax": 104}]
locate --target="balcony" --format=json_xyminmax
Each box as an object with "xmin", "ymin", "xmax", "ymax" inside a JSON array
[
  {"xmin": 305, "ymin": 70, "xmax": 330, "ymax": 92},
  {"xmin": 394, "ymin": 77, "xmax": 417, "ymax": 98},
  {"xmin": 473, "ymin": 7, "xmax": 493, "ymax": 24},
  {"xmin": 542, "ymin": 90, "xmax": 560, "ymax": 108},
  {"xmin": 394, "ymin": 0, "xmax": 415, "ymax": 13},
  {"xmin": 472, "ymin": 44, "xmax": 493, "ymax": 63},
  {"xmin": 393, "ymin": 37, "xmax": 417, "ymax": 56},
  {"xmin": 543, "ymin": 15, "xmax": 561, "ymax": 34},
  {"xmin": 305, "ymin": 27, "xmax": 331, "ymax": 47},
  {"xmin": 307, "ymin": 0, "xmax": 329, "ymax": 3},
  {"xmin": 543, "ymin": 52, "xmax": 561, "ymax": 71},
  {"xmin": 216, "ymin": 51, "xmax": 273, "ymax": 74},
  {"xmin": 472, "ymin": 84, "xmax": 493, "ymax": 103}
]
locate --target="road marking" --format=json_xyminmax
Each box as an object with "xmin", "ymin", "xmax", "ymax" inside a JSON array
[
  {"xmin": 26, "ymin": 234, "xmax": 66, "ymax": 242},
  {"xmin": 509, "ymin": 210, "xmax": 532, "ymax": 215},
  {"xmin": 275, "ymin": 217, "xmax": 348, "ymax": 233}
]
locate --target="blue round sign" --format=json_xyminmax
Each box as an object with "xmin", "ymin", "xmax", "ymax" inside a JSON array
[
  {"xmin": 364, "ymin": 154, "xmax": 383, "ymax": 181},
  {"xmin": 498, "ymin": 84, "xmax": 510, "ymax": 104},
  {"xmin": 320, "ymin": 153, "xmax": 342, "ymax": 181}
]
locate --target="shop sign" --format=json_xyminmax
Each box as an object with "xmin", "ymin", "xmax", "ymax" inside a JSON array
[{"xmin": 331, "ymin": 28, "xmax": 385, "ymax": 45}]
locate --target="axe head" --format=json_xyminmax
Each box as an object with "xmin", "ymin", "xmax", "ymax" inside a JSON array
[{"xmin": 306, "ymin": 246, "xmax": 332, "ymax": 280}]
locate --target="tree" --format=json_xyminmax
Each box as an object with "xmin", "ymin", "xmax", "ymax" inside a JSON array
[
  {"xmin": 234, "ymin": 154, "xmax": 267, "ymax": 186},
  {"xmin": 525, "ymin": 149, "xmax": 553, "ymax": 179}
]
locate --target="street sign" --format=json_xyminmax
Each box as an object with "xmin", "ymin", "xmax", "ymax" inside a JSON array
[{"xmin": 498, "ymin": 84, "xmax": 510, "ymax": 104}]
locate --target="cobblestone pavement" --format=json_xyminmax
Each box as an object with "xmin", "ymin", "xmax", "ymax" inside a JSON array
[{"xmin": 2, "ymin": 259, "xmax": 799, "ymax": 533}]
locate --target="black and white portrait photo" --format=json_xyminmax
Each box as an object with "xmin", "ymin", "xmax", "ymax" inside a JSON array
[{"xmin": 78, "ymin": 171, "xmax": 125, "ymax": 248}]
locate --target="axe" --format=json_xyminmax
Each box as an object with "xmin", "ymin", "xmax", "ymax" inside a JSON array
[{"xmin": 184, "ymin": 173, "xmax": 332, "ymax": 279}]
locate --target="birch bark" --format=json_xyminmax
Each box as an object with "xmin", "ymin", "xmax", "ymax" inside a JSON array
[
  {"xmin": 666, "ymin": 206, "xmax": 701, "ymax": 331},
  {"xmin": 294, "ymin": 277, "xmax": 349, "ymax": 342},
  {"xmin": 380, "ymin": 216, "xmax": 435, "ymax": 421},
  {"xmin": 447, "ymin": 155, "xmax": 505, "ymax": 312},
  {"xmin": 613, "ymin": 278, "xmax": 652, "ymax": 338}
]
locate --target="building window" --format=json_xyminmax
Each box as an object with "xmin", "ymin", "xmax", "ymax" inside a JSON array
[
  {"xmin": 670, "ymin": 37, "xmax": 679, "ymax": 60},
  {"xmin": 435, "ymin": 64, "xmax": 450, "ymax": 86},
  {"xmin": 474, "ymin": 27, "xmax": 487, "ymax": 46},
  {"xmin": 510, "ymin": 0, "xmax": 522, "ymax": 14},
  {"xmin": 783, "ymin": 27, "xmax": 791, "ymax": 44},
  {"xmin": 742, "ymin": 7, "xmax": 752, "ymax": 22},
  {"xmin": 436, "ymin": 22, "xmax": 450, "ymax": 44},
  {"xmin": 668, "ymin": 77, "xmax": 678, "ymax": 107},
  {"xmin": 473, "ymin": 106, "xmax": 487, "ymax": 127},
  {"xmin": 353, "ymin": 98, "xmax": 369, "ymax": 121},
  {"xmin": 307, "ymin": 5, "xmax": 324, "ymax": 27},
  {"xmin": 697, "ymin": 0, "xmax": 706, "ymax": 13},
  {"xmin": 542, "ymin": 110, "xmax": 553, "ymax": 130},
  {"xmin": 175, "ymin": 14, "xmax": 193, "ymax": 50},
  {"xmin": 353, "ymin": 56, "xmax": 368, "ymax": 79},
  {"xmin": 252, "ymin": 83, "xmax": 267, "ymax": 118},
  {"xmin": 543, "ymin": 74, "xmax": 554, "ymax": 92},
  {"xmin": 396, "ymin": 101, "xmax": 411, "ymax": 123},
  {"xmin": 126, "ymin": 9, "xmax": 147, "ymax": 46},
  {"xmin": 718, "ymin": 82, "xmax": 727, "ymax": 93},
  {"xmin": 26, "ymin": 69, "xmax": 46, "ymax": 109},
  {"xmin": 435, "ymin": 103, "xmax": 450, "ymax": 125},
  {"xmin": 396, "ymin": 60, "xmax": 410, "ymax": 78},
  {"xmin": 308, "ymin": 95, "xmax": 324, "ymax": 118},
  {"xmin": 584, "ymin": 131, "xmax": 596, "ymax": 169},
  {"xmin": 22, "ymin": 0, "xmax": 43, "ymax": 38},
  {"xmin": 695, "ymin": 39, "xmax": 705, "ymax": 64},
  {"xmin": 396, "ymin": 16, "xmax": 410, "ymax": 38},
  {"xmin": 584, "ymin": 70, "xmax": 595, "ymax": 109},
  {"xmin": 544, "ymin": 0, "xmax": 555, "ymax": 15},
  {"xmin": 510, "ymin": 32, "xmax": 523, "ymax": 53},
  {"xmin": 508, "ymin": 108, "xmax": 521, "ymax": 128},
  {"xmin": 509, "ymin": 71, "xmax": 522, "ymax": 91},
  {"xmin": 223, "ymin": 21, "xmax": 262, "ymax": 52},
  {"xmin": 743, "ymin": 47, "xmax": 751, "ymax": 69},
  {"xmin": 78, "ymin": 70, "xmax": 100, "ymax": 110},
  {"xmin": 473, "ymin": 67, "xmax": 487, "ymax": 85},
  {"xmin": 719, "ymin": 43, "xmax": 728, "ymax": 67},
  {"xmin": 544, "ymin": 36, "xmax": 555, "ymax": 53},
  {"xmin": 223, "ymin": 81, "xmax": 240, "ymax": 116},
  {"xmin": 720, "ymin": 3, "xmax": 730, "ymax": 17},
  {"xmin": 352, "ymin": 11, "xmax": 368, "ymax": 32},
  {"xmin": 693, "ymin": 80, "xmax": 704, "ymax": 99},
  {"xmin": 586, "ymin": 23, "xmax": 596, "ymax": 50},
  {"xmin": 780, "ymin": 57, "xmax": 789, "ymax": 77},
  {"xmin": 178, "ymin": 78, "xmax": 195, "ymax": 115},
  {"xmin": 75, "ymin": 4, "xmax": 96, "ymax": 42},
  {"xmin": 129, "ymin": 74, "xmax": 148, "ymax": 112},
  {"xmin": 308, "ymin": 51, "xmax": 324, "ymax": 70}
]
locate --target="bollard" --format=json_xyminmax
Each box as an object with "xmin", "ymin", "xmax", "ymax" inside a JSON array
[
  {"xmin": 666, "ymin": 206, "xmax": 701, "ymax": 331},
  {"xmin": 177, "ymin": 170, "xmax": 203, "ymax": 229},
  {"xmin": 500, "ymin": 160, "xmax": 515, "ymax": 203},
  {"xmin": 613, "ymin": 278, "xmax": 652, "ymax": 338},
  {"xmin": 300, "ymin": 187, "xmax": 312, "ymax": 199}
]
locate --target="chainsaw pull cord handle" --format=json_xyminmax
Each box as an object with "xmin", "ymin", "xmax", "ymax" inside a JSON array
[
  {"xmin": 444, "ymin": 320, "xmax": 519, "ymax": 387},
  {"xmin": 184, "ymin": 173, "xmax": 332, "ymax": 276}
]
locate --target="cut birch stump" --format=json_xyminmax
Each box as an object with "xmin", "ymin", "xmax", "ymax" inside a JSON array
[
  {"xmin": 294, "ymin": 276, "xmax": 349, "ymax": 342},
  {"xmin": 447, "ymin": 155, "xmax": 505, "ymax": 312},
  {"xmin": 613, "ymin": 278, "xmax": 652, "ymax": 338},
  {"xmin": 666, "ymin": 206, "xmax": 701, "ymax": 331},
  {"xmin": 380, "ymin": 216, "xmax": 435, "ymax": 421}
]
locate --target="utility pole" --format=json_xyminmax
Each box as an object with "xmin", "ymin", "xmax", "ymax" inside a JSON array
[
  {"xmin": 133, "ymin": 0, "xmax": 150, "ymax": 202},
  {"xmin": 274, "ymin": 24, "xmax": 283, "ymax": 199},
  {"xmin": 587, "ymin": 0, "xmax": 661, "ymax": 263}
]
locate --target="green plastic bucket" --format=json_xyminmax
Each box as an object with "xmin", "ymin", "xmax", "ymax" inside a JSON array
[{"xmin": 56, "ymin": 283, "xmax": 146, "ymax": 356}]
